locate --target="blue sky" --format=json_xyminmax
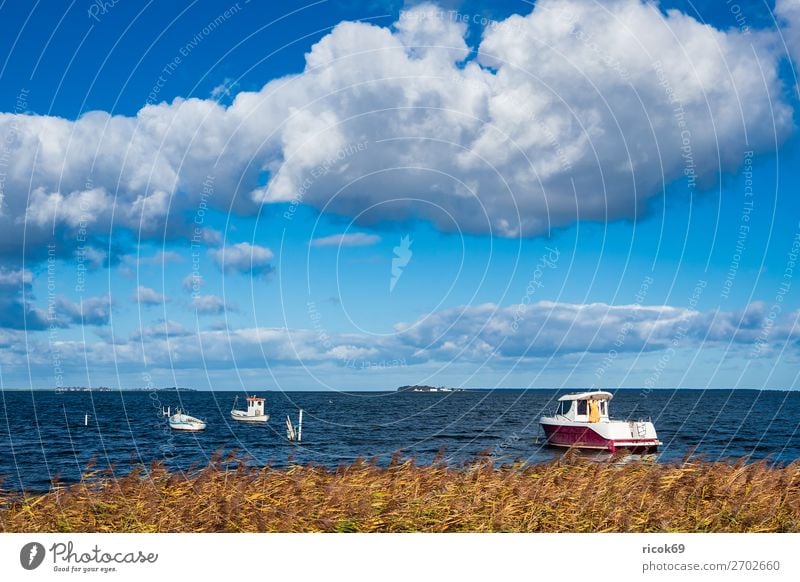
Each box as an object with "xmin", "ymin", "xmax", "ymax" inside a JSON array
[{"xmin": 1, "ymin": 0, "xmax": 800, "ymax": 390}]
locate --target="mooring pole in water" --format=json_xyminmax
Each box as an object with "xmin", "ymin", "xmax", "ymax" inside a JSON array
[
  {"xmin": 298, "ymin": 409, "xmax": 303, "ymax": 442},
  {"xmin": 84, "ymin": 413, "xmax": 89, "ymax": 426}
]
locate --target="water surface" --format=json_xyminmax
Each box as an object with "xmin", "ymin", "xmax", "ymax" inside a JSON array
[{"xmin": 1, "ymin": 389, "xmax": 798, "ymax": 492}]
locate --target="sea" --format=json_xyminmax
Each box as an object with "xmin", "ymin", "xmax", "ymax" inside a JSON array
[{"xmin": 1, "ymin": 389, "xmax": 799, "ymax": 493}]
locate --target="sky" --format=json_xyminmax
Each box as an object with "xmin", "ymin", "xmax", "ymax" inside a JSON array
[{"xmin": 1, "ymin": 0, "xmax": 800, "ymax": 391}]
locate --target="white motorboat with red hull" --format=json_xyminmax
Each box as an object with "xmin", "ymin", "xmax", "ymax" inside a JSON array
[{"xmin": 540, "ymin": 391, "xmax": 661, "ymax": 453}]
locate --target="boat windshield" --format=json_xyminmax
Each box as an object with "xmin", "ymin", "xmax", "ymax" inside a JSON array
[{"xmin": 557, "ymin": 400, "xmax": 572, "ymax": 416}]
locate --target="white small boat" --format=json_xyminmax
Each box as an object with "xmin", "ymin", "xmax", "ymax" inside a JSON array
[
  {"xmin": 539, "ymin": 391, "xmax": 661, "ymax": 452},
  {"xmin": 230, "ymin": 395, "xmax": 269, "ymax": 423},
  {"xmin": 168, "ymin": 409, "xmax": 207, "ymax": 432}
]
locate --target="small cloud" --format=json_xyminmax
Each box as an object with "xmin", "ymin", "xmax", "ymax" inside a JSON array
[
  {"xmin": 118, "ymin": 265, "xmax": 135, "ymax": 279},
  {"xmin": 75, "ymin": 246, "xmax": 108, "ymax": 269},
  {"xmin": 0, "ymin": 268, "xmax": 33, "ymax": 286},
  {"xmin": 150, "ymin": 251, "xmax": 183, "ymax": 264},
  {"xmin": 199, "ymin": 228, "xmax": 223, "ymax": 246},
  {"xmin": 211, "ymin": 78, "xmax": 238, "ymax": 102},
  {"xmin": 132, "ymin": 319, "xmax": 191, "ymax": 340},
  {"xmin": 182, "ymin": 274, "xmax": 204, "ymax": 293},
  {"xmin": 191, "ymin": 294, "xmax": 234, "ymax": 315},
  {"xmin": 124, "ymin": 251, "xmax": 183, "ymax": 266},
  {"xmin": 56, "ymin": 296, "xmax": 112, "ymax": 326},
  {"xmin": 134, "ymin": 285, "xmax": 169, "ymax": 306},
  {"xmin": 309, "ymin": 232, "xmax": 381, "ymax": 248},
  {"xmin": 209, "ymin": 242, "xmax": 274, "ymax": 277},
  {"xmin": 0, "ymin": 268, "xmax": 48, "ymax": 330}
]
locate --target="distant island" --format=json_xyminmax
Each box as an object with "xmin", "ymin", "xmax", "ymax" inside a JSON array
[{"xmin": 397, "ymin": 385, "xmax": 465, "ymax": 393}]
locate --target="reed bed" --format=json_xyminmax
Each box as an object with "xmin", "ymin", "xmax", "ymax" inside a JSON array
[{"xmin": 2, "ymin": 454, "xmax": 799, "ymax": 532}]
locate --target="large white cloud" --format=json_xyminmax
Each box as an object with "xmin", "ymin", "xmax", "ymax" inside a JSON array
[{"xmin": 0, "ymin": 0, "xmax": 793, "ymax": 261}]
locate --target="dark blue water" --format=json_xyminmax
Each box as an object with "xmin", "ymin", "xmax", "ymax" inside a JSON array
[{"xmin": 1, "ymin": 389, "xmax": 799, "ymax": 492}]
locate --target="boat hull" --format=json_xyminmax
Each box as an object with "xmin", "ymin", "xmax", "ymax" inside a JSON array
[
  {"xmin": 169, "ymin": 414, "xmax": 206, "ymax": 432},
  {"xmin": 169, "ymin": 423, "xmax": 206, "ymax": 432},
  {"xmin": 540, "ymin": 418, "xmax": 660, "ymax": 453}
]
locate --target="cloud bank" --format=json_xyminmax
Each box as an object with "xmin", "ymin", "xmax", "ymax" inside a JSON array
[{"xmin": 6, "ymin": 299, "xmax": 797, "ymax": 375}]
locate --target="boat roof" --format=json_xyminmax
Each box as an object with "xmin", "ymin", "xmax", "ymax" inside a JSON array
[
  {"xmin": 557, "ymin": 390, "xmax": 613, "ymax": 402},
  {"xmin": 246, "ymin": 396, "xmax": 264, "ymax": 401}
]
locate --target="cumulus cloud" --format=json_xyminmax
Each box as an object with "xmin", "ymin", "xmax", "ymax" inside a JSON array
[
  {"xmin": 132, "ymin": 319, "xmax": 191, "ymax": 341},
  {"xmin": 0, "ymin": 268, "xmax": 49, "ymax": 330},
  {"xmin": 75, "ymin": 246, "xmax": 109, "ymax": 269},
  {"xmin": 27, "ymin": 325, "xmax": 383, "ymax": 371},
  {"xmin": 191, "ymin": 294, "xmax": 234, "ymax": 315},
  {"xmin": 182, "ymin": 273, "xmax": 204, "ymax": 292},
  {"xmin": 210, "ymin": 78, "xmax": 239, "ymax": 102},
  {"xmin": 231, "ymin": 0, "xmax": 793, "ymax": 235},
  {"xmin": 55, "ymin": 296, "xmax": 112, "ymax": 326},
  {"xmin": 12, "ymin": 299, "xmax": 798, "ymax": 376},
  {"xmin": 209, "ymin": 242, "xmax": 274, "ymax": 276},
  {"xmin": 309, "ymin": 233, "xmax": 381, "ymax": 247},
  {"xmin": 134, "ymin": 285, "xmax": 169, "ymax": 306},
  {"xmin": 394, "ymin": 300, "xmax": 800, "ymax": 360},
  {"xmin": 0, "ymin": 0, "xmax": 793, "ymax": 263},
  {"xmin": 125, "ymin": 251, "xmax": 183, "ymax": 266},
  {"xmin": 0, "ymin": 268, "xmax": 111, "ymax": 329},
  {"xmin": 777, "ymin": 0, "xmax": 800, "ymax": 69}
]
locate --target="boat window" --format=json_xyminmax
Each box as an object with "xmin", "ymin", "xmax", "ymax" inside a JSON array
[
  {"xmin": 577, "ymin": 400, "xmax": 588, "ymax": 415},
  {"xmin": 558, "ymin": 401, "xmax": 572, "ymax": 416}
]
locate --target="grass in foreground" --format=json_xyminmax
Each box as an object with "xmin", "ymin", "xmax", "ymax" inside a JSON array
[{"xmin": 1, "ymin": 454, "xmax": 799, "ymax": 532}]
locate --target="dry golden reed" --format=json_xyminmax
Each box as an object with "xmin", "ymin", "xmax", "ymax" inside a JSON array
[{"xmin": 2, "ymin": 453, "xmax": 799, "ymax": 533}]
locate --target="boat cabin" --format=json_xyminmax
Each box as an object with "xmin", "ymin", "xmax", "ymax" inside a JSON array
[
  {"xmin": 246, "ymin": 396, "xmax": 265, "ymax": 416},
  {"xmin": 554, "ymin": 391, "xmax": 612, "ymax": 423}
]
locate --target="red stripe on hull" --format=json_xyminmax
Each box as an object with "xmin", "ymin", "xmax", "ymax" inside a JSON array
[{"xmin": 542, "ymin": 423, "xmax": 612, "ymax": 450}]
